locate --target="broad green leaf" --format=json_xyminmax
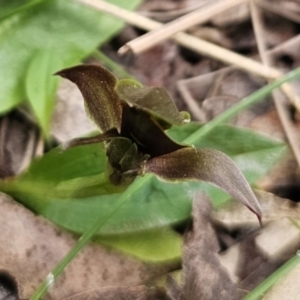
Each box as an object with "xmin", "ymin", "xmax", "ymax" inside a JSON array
[
  {"xmin": 0, "ymin": 144, "xmax": 125, "ymax": 210},
  {"xmin": 38, "ymin": 175, "xmax": 192, "ymax": 234},
  {"xmin": 0, "ymin": 0, "xmax": 142, "ymax": 113},
  {"xmin": 98, "ymin": 227, "xmax": 182, "ymax": 262},
  {"xmin": 0, "ymin": 0, "xmax": 41, "ymax": 20},
  {"xmin": 0, "ymin": 123, "xmax": 286, "ymax": 235},
  {"xmin": 25, "ymin": 50, "xmax": 64, "ymax": 136},
  {"xmin": 168, "ymin": 122, "xmax": 283, "ymax": 155}
]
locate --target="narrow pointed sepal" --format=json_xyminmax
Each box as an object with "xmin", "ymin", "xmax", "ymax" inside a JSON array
[
  {"xmin": 55, "ymin": 65, "xmax": 123, "ymax": 133},
  {"xmin": 145, "ymin": 147, "xmax": 262, "ymax": 221}
]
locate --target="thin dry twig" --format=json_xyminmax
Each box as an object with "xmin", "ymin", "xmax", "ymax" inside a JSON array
[
  {"xmin": 177, "ymin": 80, "xmax": 207, "ymax": 121},
  {"xmin": 250, "ymin": 1, "xmax": 300, "ymax": 111},
  {"xmin": 78, "ymin": 0, "xmax": 298, "ymax": 94},
  {"xmin": 250, "ymin": 0, "xmax": 300, "ymax": 166},
  {"xmin": 119, "ymin": 0, "xmax": 248, "ymax": 55}
]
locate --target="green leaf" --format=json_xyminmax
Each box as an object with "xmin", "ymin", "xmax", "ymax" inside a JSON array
[
  {"xmin": 0, "ymin": 0, "xmax": 42, "ymax": 20},
  {"xmin": 98, "ymin": 227, "xmax": 182, "ymax": 262},
  {"xmin": 0, "ymin": 143, "xmax": 125, "ymax": 209},
  {"xmin": 25, "ymin": 50, "xmax": 64, "ymax": 136},
  {"xmin": 0, "ymin": 123, "xmax": 286, "ymax": 235},
  {"xmin": 0, "ymin": 0, "xmax": 142, "ymax": 113}
]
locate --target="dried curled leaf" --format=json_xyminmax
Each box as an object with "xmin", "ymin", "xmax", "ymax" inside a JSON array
[{"xmin": 145, "ymin": 147, "xmax": 262, "ymax": 221}]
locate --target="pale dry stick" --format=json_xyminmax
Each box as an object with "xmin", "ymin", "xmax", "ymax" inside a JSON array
[
  {"xmin": 79, "ymin": 1, "xmax": 282, "ymax": 80},
  {"xmin": 250, "ymin": 0, "xmax": 300, "ymax": 111},
  {"xmin": 118, "ymin": 0, "xmax": 248, "ymax": 55},
  {"xmin": 78, "ymin": 0, "xmax": 298, "ymax": 106},
  {"xmin": 250, "ymin": 0, "xmax": 300, "ymax": 166},
  {"xmin": 35, "ymin": 133, "xmax": 44, "ymax": 157}
]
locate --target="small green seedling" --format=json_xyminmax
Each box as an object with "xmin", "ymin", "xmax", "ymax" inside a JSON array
[{"xmin": 56, "ymin": 64, "xmax": 262, "ymax": 221}]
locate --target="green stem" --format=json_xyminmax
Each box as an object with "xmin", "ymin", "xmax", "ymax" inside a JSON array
[
  {"xmin": 184, "ymin": 66, "xmax": 300, "ymax": 144},
  {"xmin": 242, "ymin": 254, "xmax": 300, "ymax": 300},
  {"xmin": 29, "ymin": 175, "xmax": 149, "ymax": 300}
]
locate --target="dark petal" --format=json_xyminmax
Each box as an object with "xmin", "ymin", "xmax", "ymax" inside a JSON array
[
  {"xmin": 55, "ymin": 64, "xmax": 123, "ymax": 133},
  {"xmin": 121, "ymin": 105, "xmax": 186, "ymax": 157},
  {"xmin": 115, "ymin": 78, "xmax": 188, "ymax": 128},
  {"xmin": 106, "ymin": 137, "xmax": 146, "ymax": 186},
  {"xmin": 145, "ymin": 147, "xmax": 262, "ymax": 221}
]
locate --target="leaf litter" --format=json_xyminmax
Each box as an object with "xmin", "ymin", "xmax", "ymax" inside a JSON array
[
  {"xmin": 1, "ymin": 0, "xmax": 300, "ymax": 299},
  {"xmin": 0, "ymin": 193, "xmax": 172, "ymax": 299}
]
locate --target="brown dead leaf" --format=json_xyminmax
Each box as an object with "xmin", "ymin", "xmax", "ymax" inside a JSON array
[
  {"xmin": 262, "ymin": 262, "xmax": 300, "ymax": 300},
  {"xmin": 178, "ymin": 67, "xmax": 272, "ymax": 125},
  {"xmin": 0, "ymin": 194, "xmax": 169, "ymax": 299},
  {"xmin": 0, "ymin": 110, "xmax": 38, "ymax": 178},
  {"xmin": 255, "ymin": 218, "xmax": 300, "ymax": 261},
  {"xmin": 51, "ymin": 79, "xmax": 97, "ymax": 143},
  {"xmin": 211, "ymin": 2, "xmax": 250, "ymax": 27},
  {"xmin": 219, "ymin": 217, "xmax": 300, "ymax": 296},
  {"xmin": 140, "ymin": 1, "xmax": 210, "ymax": 23},
  {"xmin": 270, "ymin": 34, "xmax": 300, "ymax": 74},
  {"xmin": 188, "ymin": 26, "xmax": 233, "ymax": 49},
  {"xmin": 138, "ymin": 0, "xmax": 206, "ymax": 16},
  {"xmin": 178, "ymin": 194, "xmax": 238, "ymax": 300},
  {"xmin": 258, "ymin": 149, "xmax": 300, "ymax": 201},
  {"xmin": 259, "ymin": 0, "xmax": 300, "ymax": 24},
  {"xmin": 212, "ymin": 189, "xmax": 300, "ymax": 231},
  {"xmin": 62, "ymin": 285, "xmax": 167, "ymax": 300}
]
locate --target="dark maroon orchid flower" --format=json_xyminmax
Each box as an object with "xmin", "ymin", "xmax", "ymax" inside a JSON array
[{"xmin": 56, "ymin": 64, "xmax": 261, "ymax": 221}]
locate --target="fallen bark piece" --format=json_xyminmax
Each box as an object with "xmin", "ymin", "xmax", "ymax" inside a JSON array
[{"xmin": 180, "ymin": 194, "xmax": 238, "ymax": 300}]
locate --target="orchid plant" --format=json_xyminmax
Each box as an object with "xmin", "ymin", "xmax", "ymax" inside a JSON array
[{"xmin": 56, "ymin": 64, "xmax": 261, "ymax": 221}]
